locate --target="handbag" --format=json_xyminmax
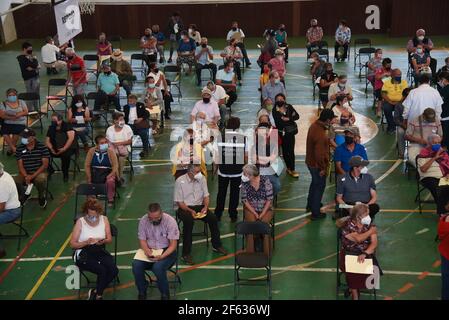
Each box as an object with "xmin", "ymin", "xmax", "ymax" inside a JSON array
[
  {"xmin": 134, "ymin": 118, "xmax": 151, "ymax": 129},
  {"xmin": 283, "ymin": 122, "xmax": 298, "ymax": 135}
]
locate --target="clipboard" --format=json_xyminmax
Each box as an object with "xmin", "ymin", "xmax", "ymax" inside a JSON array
[
  {"xmin": 133, "ymin": 248, "xmax": 163, "ymax": 262},
  {"xmin": 345, "ymin": 254, "xmax": 374, "ymax": 274},
  {"xmin": 439, "ymin": 177, "xmax": 449, "ymax": 187}
]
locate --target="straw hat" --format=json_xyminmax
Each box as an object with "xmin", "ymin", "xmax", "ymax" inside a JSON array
[{"xmin": 111, "ymin": 49, "xmax": 123, "ymax": 61}]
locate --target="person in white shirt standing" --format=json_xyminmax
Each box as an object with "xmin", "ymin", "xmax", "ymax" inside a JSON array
[
  {"xmin": 41, "ymin": 36, "xmax": 66, "ymax": 75},
  {"xmin": 403, "ymin": 74, "xmax": 443, "ymax": 124},
  {"xmin": 0, "ymin": 162, "xmax": 22, "ymax": 258}
]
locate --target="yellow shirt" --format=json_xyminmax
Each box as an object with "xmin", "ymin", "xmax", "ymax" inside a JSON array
[
  {"xmin": 382, "ymin": 80, "xmax": 408, "ymax": 103},
  {"xmin": 171, "ymin": 142, "xmax": 207, "ymax": 177},
  {"xmin": 260, "ymin": 73, "xmax": 270, "ymax": 87}
]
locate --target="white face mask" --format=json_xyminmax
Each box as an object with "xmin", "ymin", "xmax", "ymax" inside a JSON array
[
  {"xmin": 194, "ymin": 172, "xmax": 202, "ymax": 180},
  {"xmin": 241, "ymin": 175, "xmax": 250, "ymax": 183},
  {"xmin": 417, "ymin": 35, "xmax": 425, "ymax": 41},
  {"xmin": 75, "ymin": 102, "xmax": 83, "ymax": 108},
  {"xmin": 361, "ymin": 215, "xmax": 371, "ymax": 226},
  {"xmin": 360, "ymin": 166, "xmax": 369, "ymax": 174},
  {"xmin": 343, "ymin": 102, "xmax": 350, "ymax": 108}
]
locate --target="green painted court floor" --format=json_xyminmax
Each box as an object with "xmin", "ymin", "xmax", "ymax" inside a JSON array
[{"xmin": 0, "ymin": 35, "xmax": 448, "ymax": 300}]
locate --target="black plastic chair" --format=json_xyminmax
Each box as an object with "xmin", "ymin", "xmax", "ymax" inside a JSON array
[
  {"xmin": 86, "ymin": 91, "xmax": 110, "ymax": 127},
  {"xmin": 18, "ymin": 92, "xmax": 44, "ymax": 133},
  {"xmin": 0, "ymin": 206, "xmax": 29, "ymax": 251},
  {"xmin": 308, "ymin": 40, "xmax": 328, "ymax": 60},
  {"xmin": 130, "ymin": 53, "xmax": 147, "ymax": 78},
  {"xmin": 46, "ymin": 78, "xmax": 69, "ymax": 117},
  {"xmin": 353, "ymin": 39, "xmax": 373, "ymax": 70},
  {"xmin": 234, "ymin": 221, "xmax": 272, "ymax": 299},
  {"xmin": 163, "ymin": 65, "xmax": 182, "ymax": 103},
  {"xmin": 109, "ymin": 35, "xmax": 122, "ymax": 50},
  {"xmin": 49, "ymin": 149, "xmax": 81, "ymax": 181},
  {"xmin": 415, "ymin": 155, "xmax": 436, "ymax": 214},
  {"xmin": 74, "ymin": 183, "xmax": 109, "ymax": 221}
]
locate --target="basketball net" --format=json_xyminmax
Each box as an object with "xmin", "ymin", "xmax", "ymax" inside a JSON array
[{"xmin": 79, "ymin": 0, "xmax": 95, "ymax": 15}]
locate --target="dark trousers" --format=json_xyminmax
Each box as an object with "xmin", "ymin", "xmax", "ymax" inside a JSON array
[
  {"xmin": 307, "ymin": 166, "xmax": 327, "ymax": 218},
  {"xmin": 421, "ymin": 177, "xmax": 448, "ymax": 215},
  {"xmin": 232, "ymin": 60, "xmax": 242, "ymax": 81},
  {"xmin": 340, "ymin": 203, "xmax": 380, "ymax": 220},
  {"xmin": 143, "ymin": 53, "xmax": 157, "ymax": 69},
  {"xmin": 51, "ymin": 148, "xmax": 76, "ymax": 179},
  {"xmin": 442, "ymin": 120, "xmax": 449, "ymax": 149},
  {"xmin": 196, "ymin": 63, "xmax": 217, "ymax": 85},
  {"xmin": 225, "ymin": 89, "xmax": 237, "ymax": 109},
  {"xmin": 214, "ymin": 175, "xmax": 241, "ymax": 219},
  {"xmin": 75, "ymin": 249, "xmax": 119, "ymax": 296},
  {"xmin": 281, "ymin": 133, "xmax": 296, "ymax": 171},
  {"xmin": 178, "ymin": 206, "xmax": 222, "ymax": 255},
  {"xmin": 334, "ymin": 42, "xmax": 349, "ymax": 60},
  {"xmin": 442, "ymin": 255, "xmax": 449, "ymax": 300},
  {"xmin": 94, "ymin": 90, "xmax": 121, "ymax": 112},
  {"xmin": 130, "ymin": 125, "xmax": 149, "ymax": 152},
  {"xmin": 382, "ymin": 102, "xmax": 396, "ymax": 132},
  {"xmin": 162, "ymin": 89, "xmax": 173, "ymax": 115},
  {"xmin": 278, "ymin": 42, "xmax": 289, "ymax": 61},
  {"xmin": 132, "ymin": 251, "xmax": 177, "ymax": 297},
  {"xmin": 236, "ymin": 42, "xmax": 250, "ymax": 65},
  {"xmin": 118, "ymin": 78, "xmax": 133, "ymax": 96}
]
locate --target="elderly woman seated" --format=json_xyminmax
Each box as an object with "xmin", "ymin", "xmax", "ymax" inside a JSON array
[
  {"xmin": 417, "ymin": 134, "xmax": 449, "ymax": 215},
  {"xmin": 240, "ymin": 164, "xmax": 274, "ymax": 255},
  {"xmin": 336, "ymin": 203, "xmax": 381, "ymax": 300}
]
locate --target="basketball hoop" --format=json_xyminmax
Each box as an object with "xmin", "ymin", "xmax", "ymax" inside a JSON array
[{"xmin": 79, "ymin": 0, "xmax": 95, "ymax": 15}]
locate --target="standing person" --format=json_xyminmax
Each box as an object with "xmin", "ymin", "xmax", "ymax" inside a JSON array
[
  {"xmin": 41, "ymin": 36, "xmax": 66, "ymax": 75},
  {"xmin": 17, "ymin": 42, "xmax": 40, "ymax": 111},
  {"xmin": 437, "ymin": 72, "xmax": 449, "ymax": 148},
  {"xmin": 305, "ymin": 109, "xmax": 336, "ymax": 220},
  {"xmin": 275, "ymin": 24, "xmax": 289, "ymax": 63},
  {"xmin": 66, "ymin": 48, "xmax": 87, "ymax": 95},
  {"xmin": 334, "ymin": 20, "xmax": 351, "ymax": 62},
  {"xmin": 167, "ymin": 12, "xmax": 183, "ymax": 64},
  {"xmin": 214, "ymin": 117, "xmax": 247, "ymax": 223},
  {"xmin": 226, "ymin": 21, "xmax": 251, "ymax": 67},
  {"xmin": 70, "ymin": 198, "xmax": 118, "ymax": 300},
  {"xmin": 438, "ymin": 201, "xmax": 449, "ymax": 300},
  {"xmin": 272, "ymin": 94, "xmax": 299, "ymax": 178},
  {"xmin": 0, "ymin": 162, "xmax": 22, "ymax": 259}
]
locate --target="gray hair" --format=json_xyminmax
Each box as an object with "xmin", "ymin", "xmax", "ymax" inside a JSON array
[
  {"xmin": 65, "ymin": 47, "xmax": 75, "ymax": 55},
  {"xmin": 427, "ymin": 133, "xmax": 441, "ymax": 144},
  {"xmin": 242, "ymin": 164, "xmax": 259, "ymax": 177},
  {"xmin": 187, "ymin": 163, "xmax": 200, "ymax": 173},
  {"xmin": 0, "ymin": 162, "xmax": 4, "ymax": 175}
]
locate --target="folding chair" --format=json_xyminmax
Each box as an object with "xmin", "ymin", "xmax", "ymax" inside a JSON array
[
  {"xmin": 200, "ymin": 68, "xmax": 214, "ymax": 85},
  {"xmin": 109, "ymin": 35, "xmax": 122, "ymax": 50},
  {"xmin": 46, "ymin": 78, "xmax": 69, "ymax": 117},
  {"xmin": 86, "ymin": 91, "xmax": 113, "ymax": 127},
  {"xmin": 163, "ymin": 65, "xmax": 182, "ymax": 103},
  {"xmin": 144, "ymin": 240, "xmax": 182, "ymax": 298},
  {"xmin": 130, "ymin": 53, "xmax": 147, "ymax": 79},
  {"xmin": 353, "ymin": 39, "xmax": 373, "ymax": 70},
  {"xmin": 18, "ymin": 92, "xmax": 44, "ymax": 133},
  {"xmin": 415, "ymin": 155, "xmax": 436, "ymax": 214},
  {"xmin": 0, "ymin": 206, "xmax": 29, "ymax": 251},
  {"xmin": 74, "ymin": 183, "xmax": 109, "ymax": 221},
  {"xmin": 126, "ymin": 144, "xmax": 135, "ymax": 180},
  {"xmin": 308, "ymin": 41, "xmax": 328, "ymax": 60},
  {"xmin": 314, "ymin": 48, "xmax": 329, "ymax": 62},
  {"xmin": 83, "ymin": 54, "xmax": 99, "ymax": 85},
  {"xmin": 234, "ymin": 221, "xmax": 272, "ymax": 299},
  {"xmin": 76, "ymin": 224, "xmax": 119, "ymax": 299},
  {"xmin": 176, "ymin": 209, "xmax": 209, "ymax": 247},
  {"xmin": 49, "ymin": 148, "xmax": 81, "ymax": 181}
]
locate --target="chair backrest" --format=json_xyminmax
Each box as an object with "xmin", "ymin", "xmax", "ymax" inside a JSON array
[
  {"xmin": 235, "ymin": 221, "xmax": 271, "ymax": 236},
  {"xmin": 130, "ymin": 53, "xmax": 145, "ymax": 61},
  {"xmin": 218, "ymin": 65, "xmax": 225, "ymax": 71},
  {"xmin": 83, "ymin": 54, "xmax": 99, "ymax": 62},
  {"xmin": 48, "ymin": 78, "xmax": 67, "ymax": 87},
  {"xmin": 18, "ymin": 92, "xmax": 40, "ymax": 102},
  {"xmin": 354, "ymin": 38, "xmax": 371, "ymax": 47},
  {"xmin": 85, "ymin": 91, "xmax": 99, "ymax": 101},
  {"xmin": 163, "ymin": 65, "xmax": 181, "ymax": 73},
  {"xmin": 76, "ymin": 183, "xmax": 107, "ymax": 197},
  {"xmin": 317, "ymin": 40, "xmax": 328, "ymax": 48}
]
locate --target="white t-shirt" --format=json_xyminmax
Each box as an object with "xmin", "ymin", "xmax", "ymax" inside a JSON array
[
  {"xmin": 128, "ymin": 107, "xmax": 138, "ymax": 124},
  {"xmin": 203, "ymin": 85, "xmax": 227, "ymax": 104},
  {"xmin": 0, "ymin": 172, "xmax": 21, "ymax": 210},
  {"xmin": 402, "ymin": 84, "xmax": 443, "ymax": 121},
  {"xmin": 106, "ymin": 125, "xmax": 134, "ymax": 143},
  {"xmin": 147, "ymin": 70, "xmax": 169, "ymax": 91},
  {"xmin": 41, "ymin": 43, "xmax": 60, "ymax": 64},
  {"xmin": 191, "ymin": 100, "xmax": 220, "ymax": 122},
  {"xmin": 226, "ymin": 29, "xmax": 245, "ymax": 41},
  {"xmin": 216, "ymin": 69, "xmax": 235, "ymax": 83}
]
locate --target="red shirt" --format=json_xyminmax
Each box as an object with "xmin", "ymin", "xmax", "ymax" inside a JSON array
[
  {"xmin": 67, "ymin": 55, "xmax": 87, "ymax": 84},
  {"xmin": 438, "ymin": 215, "xmax": 449, "ymax": 260}
]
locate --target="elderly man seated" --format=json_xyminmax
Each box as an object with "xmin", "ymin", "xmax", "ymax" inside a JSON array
[
  {"xmin": 417, "ymin": 134, "xmax": 449, "ymax": 215},
  {"xmin": 204, "ymin": 81, "xmax": 228, "ymax": 128},
  {"xmin": 329, "ymin": 109, "xmax": 361, "ymax": 149},
  {"xmin": 336, "ymin": 156, "xmax": 380, "ymax": 219},
  {"xmin": 327, "ymin": 75, "xmax": 353, "ymax": 108},
  {"xmin": 405, "ymin": 108, "xmax": 443, "ymax": 167},
  {"xmin": 407, "ymin": 28, "xmax": 434, "ymax": 56},
  {"xmin": 306, "ymin": 19, "xmax": 324, "ymax": 58},
  {"xmin": 95, "ymin": 62, "xmax": 121, "ymax": 112},
  {"xmin": 334, "ymin": 128, "xmax": 368, "ymax": 175},
  {"xmin": 110, "ymin": 49, "xmax": 134, "ymax": 97}
]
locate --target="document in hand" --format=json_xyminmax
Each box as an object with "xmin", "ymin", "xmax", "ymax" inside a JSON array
[
  {"xmin": 345, "ymin": 254, "xmax": 374, "ymax": 274},
  {"xmin": 133, "ymin": 248, "xmax": 164, "ymax": 262},
  {"xmin": 439, "ymin": 177, "xmax": 449, "ymax": 187}
]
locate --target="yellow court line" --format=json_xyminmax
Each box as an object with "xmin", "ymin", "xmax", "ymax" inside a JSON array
[
  {"xmin": 133, "ymin": 159, "xmax": 400, "ymax": 163},
  {"xmin": 25, "ymin": 233, "xmax": 72, "ymax": 300}
]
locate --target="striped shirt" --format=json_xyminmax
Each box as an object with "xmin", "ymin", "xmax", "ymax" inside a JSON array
[{"xmin": 15, "ymin": 141, "xmax": 50, "ymax": 175}]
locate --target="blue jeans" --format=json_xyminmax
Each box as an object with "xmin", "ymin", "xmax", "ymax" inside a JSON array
[
  {"xmin": 442, "ymin": 255, "xmax": 449, "ymax": 300},
  {"xmin": 265, "ymin": 174, "xmax": 281, "ymax": 196},
  {"xmin": 0, "ymin": 207, "xmax": 21, "ymax": 251},
  {"xmin": 74, "ymin": 127, "xmax": 90, "ymax": 145},
  {"xmin": 132, "ymin": 251, "xmax": 177, "ymax": 297},
  {"xmin": 307, "ymin": 166, "xmax": 327, "ymax": 217},
  {"xmin": 382, "ymin": 102, "xmax": 396, "ymax": 132}
]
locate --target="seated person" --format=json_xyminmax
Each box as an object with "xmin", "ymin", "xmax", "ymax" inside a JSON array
[
  {"xmin": 336, "ymin": 203, "xmax": 380, "ymax": 300},
  {"xmin": 46, "ymin": 113, "xmax": 77, "ymax": 182},
  {"xmin": 152, "ymin": 24, "xmax": 166, "ymax": 64},
  {"xmin": 411, "ymin": 44, "xmax": 431, "ymax": 83},
  {"xmin": 95, "ymin": 62, "xmax": 121, "ymax": 112},
  {"xmin": 407, "ymin": 28, "xmax": 434, "ymax": 56},
  {"xmin": 259, "ymin": 63, "xmax": 272, "ymax": 91},
  {"xmin": 381, "ymin": 69, "xmax": 409, "ymax": 134},
  {"xmin": 144, "ymin": 77, "xmax": 164, "ymax": 132},
  {"xmin": 195, "ymin": 37, "xmax": 217, "ymax": 86},
  {"xmin": 216, "ymin": 60, "xmax": 238, "ymax": 111},
  {"xmin": 417, "ymin": 134, "xmax": 449, "ymax": 215},
  {"xmin": 0, "ymin": 162, "xmax": 22, "ymax": 258},
  {"xmin": 306, "ymin": 19, "xmax": 324, "ymax": 57},
  {"xmin": 268, "ymin": 49, "xmax": 286, "ymax": 83},
  {"xmin": 405, "ymin": 108, "xmax": 443, "ymax": 166},
  {"xmin": 190, "ymin": 88, "xmax": 220, "ymax": 127},
  {"xmin": 327, "ymin": 75, "xmax": 353, "ymax": 108},
  {"xmin": 110, "ymin": 49, "xmax": 134, "ymax": 97},
  {"xmin": 105, "ymin": 112, "xmax": 133, "ymax": 183},
  {"xmin": 174, "ymin": 164, "xmax": 228, "ymax": 265},
  {"xmin": 147, "ymin": 63, "xmax": 172, "ymax": 119},
  {"xmin": 262, "ymin": 71, "xmax": 286, "ymax": 103},
  {"xmin": 96, "ymin": 32, "xmax": 112, "ymax": 62},
  {"xmin": 393, "ymin": 88, "xmax": 411, "ymax": 159},
  {"xmin": 220, "ymin": 38, "xmax": 243, "ymax": 83},
  {"xmin": 85, "ymin": 135, "xmax": 118, "ymax": 207},
  {"xmin": 204, "ymin": 81, "xmax": 228, "ymax": 128},
  {"xmin": 240, "ymin": 164, "xmax": 274, "ymax": 254},
  {"xmin": 329, "ymin": 109, "xmax": 361, "ymax": 149},
  {"xmin": 437, "ymin": 57, "xmax": 449, "ymax": 78},
  {"xmin": 226, "ymin": 21, "xmax": 251, "ymax": 67},
  {"xmin": 334, "ymin": 20, "xmax": 351, "ymax": 62},
  {"xmin": 367, "ymin": 49, "xmax": 383, "ymax": 87},
  {"xmin": 331, "ymin": 95, "xmax": 355, "ymax": 124},
  {"xmin": 310, "ymin": 52, "xmax": 326, "ymax": 80},
  {"xmin": 334, "ymin": 129, "xmax": 368, "ymax": 175},
  {"xmin": 132, "ymin": 202, "xmax": 179, "ymax": 300},
  {"xmin": 140, "ymin": 28, "xmax": 157, "ymax": 67},
  {"xmin": 188, "ymin": 24, "xmax": 202, "ymax": 46},
  {"xmin": 171, "ymin": 129, "xmax": 207, "ymax": 180},
  {"xmin": 70, "ymin": 198, "xmax": 118, "ymax": 300},
  {"xmin": 123, "ymin": 94, "xmax": 150, "ymax": 157},
  {"xmin": 176, "ymin": 30, "xmax": 196, "ymax": 75},
  {"xmin": 67, "ymin": 95, "xmax": 91, "ymax": 152},
  {"xmin": 319, "ymin": 63, "xmax": 338, "ymax": 107},
  {"xmin": 336, "ymin": 156, "xmax": 380, "ymax": 219},
  {"xmin": 275, "ymin": 24, "xmax": 289, "ymax": 63},
  {"xmin": 192, "ymin": 111, "xmax": 215, "ymax": 164},
  {"xmin": 14, "ymin": 128, "xmax": 49, "ymax": 208},
  {"xmin": 0, "ymin": 88, "xmax": 28, "ymax": 156}
]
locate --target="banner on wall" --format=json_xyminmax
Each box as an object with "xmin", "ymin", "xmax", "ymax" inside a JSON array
[{"xmin": 54, "ymin": 0, "xmax": 82, "ymax": 45}]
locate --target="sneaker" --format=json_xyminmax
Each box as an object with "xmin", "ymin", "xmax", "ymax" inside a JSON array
[
  {"xmin": 167, "ymin": 58, "xmax": 173, "ymax": 64},
  {"xmin": 287, "ymin": 170, "xmax": 299, "ymax": 178},
  {"xmin": 246, "ymin": 62, "xmax": 252, "ymax": 67},
  {"xmin": 310, "ymin": 213, "xmax": 327, "ymax": 221},
  {"xmin": 212, "ymin": 247, "xmax": 228, "ymax": 255},
  {"xmin": 87, "ymin": 289, "xmax": 96, "ymax": 300},
  {"xmin": 139, "ymin": 151, "xmax": 148, "ymax": 158},
  {"xmin": 39, "ymin": 197, "xmax": 47, "ymax": 209},
  {"xmin": 138, "ymin": 293, "xmax": 147, "ymax": 300},
  {"xmin": 181, "ymin": 255, "xmax": 194, "ymax": 265}
]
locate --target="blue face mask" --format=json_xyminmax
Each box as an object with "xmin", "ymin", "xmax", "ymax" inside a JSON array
[
  {"xmin": 432, "ymin": 144, "xmax": 441, "ymax": 152},
  {"xmin": 394, "ymin": 76, "xmax": 402, "ymax": 82},
  {"xmin": 99, "ymin": 143, "xmax": 109, "ymax": 152},
  {"xmin": 86, "ymin": 215, "xmax": 98, "ymax": 223},
  {"xmin": 129, "ymin": 103, "xmax": 136, "ymax": 108},
  {"xmin": 7, "ymin": 95, "xmax": 17, "ymax": 103},
  {"xmin": 21, "ymin": 137, "xmax": 29, "ymax": 145}
]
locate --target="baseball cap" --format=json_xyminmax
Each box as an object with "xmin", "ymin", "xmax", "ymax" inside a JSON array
[
  {"xmin": 201, "ymin": 88, "xmax": 212, "ymax": 96},
  {"xmin": 20, "ymin": 128, "xmax": 36, "ymax": 138},
  {"xmin": 349, "ymin": 156, "xmax": 369, "ymax": 168}
]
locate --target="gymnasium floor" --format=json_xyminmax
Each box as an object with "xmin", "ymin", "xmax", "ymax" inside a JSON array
[{"xmin": 0, "ymin": 35, "xmax": 448, "ymax": 300}]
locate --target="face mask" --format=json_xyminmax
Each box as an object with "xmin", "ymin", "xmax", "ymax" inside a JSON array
[
  {"xmin": 75, "ymin": 102, "xmax": 83, "ymax": 108},
  {"xmin": 129, "ymin": 103, "xmax": 136, "ymax": 108},
  {"xmin": 432, "ymin": 144, "xmax": 441, "ymax": 152},
  {"xmin": 279, "ymin": 28, "xmax": 285, "ymax": 32},
  {"xmin": 153, "ymin": 68, "xmax": 159, "ymax": 73},
  {"xmin": 361, "ymin": 166, "xmax": 369, "ymax": 174},
  {"xmin": 51, "ymin": 120, "xmax": 58, "ymax": 127},
  {"xmin": 7, "ymin": 95, "xmax": 17, "ymax": 103},
  {"xmin": 345, "ymin": 136, "xmax": 354, "ymax": 144},
  {"xmin": 202, "ymin": 43, "xmax": 207, "ymax": 48},
  {"xmin": 418, "ymin": 35, "xmax": 425, "ymax": 41},
  {"xmin": 86, "ymin": 215, "xmax": 98, "ymax": 223},
  {"xmin": 361, "ymin": 215, "xmax": 371, "ymax": 226},
  {"xmin": 274, "ymin": 79, "xmax": 281, "ymax": 85},
  {"xmin": 227, "ymin": 68, "xmax": 234, "ymax": 73},
  {"xmin": 26, "ymin": 49, "xmax": 33, "ymax": 55},
  {"xmin": 417, "ymin": 48, "xmax": 423, "ymax": 54},
  {"xmin": 99, "ymin": 143, "xmax": 108, "ymax": 152},
  {"xmin": 377, "ymin": 54, "xmax": 383, "ymax": 59},
  {"xmin": 266, "ymin": 104, "xmax": 273, "ymax": 112},
  {"xmin": 148, "ymin": 83, "xmax": 156, "ymax": 89},
  {"xmin": 338, "ymin": 83, "xmax": 346, "ymax": 90},
  {"xmin": 67, "ymin": 55, "xmax": 74, "ymax": 60},
  {"xmin": 202, "ymin": 97, "xmax": 210, "ymax": 103},
  {"xmin": 327, "ymin": 70, "xmax": 333, "ymax": 74},
  {"xmin": 232, "ymin": 27, "xmax": 237, "ymax": 31},
  {"xmin": 116, "ymin": 121, "xmax": 125, "ymax": 128},
  {"xmin": 275, "ymin": 101, "xmax": 285, "ymax": 107},
  {"xmin": 21, "ymin": 137, "xmax": 29, "ymax": 145},
  {"xmin": 104, "ymin": 71, "xmax": 111, "ymax": 75},
  {"xmin": 151, "ymin": 218, "xmax": 162, "ymax": 226},
  {"xmin": 340, "ymin": 118, "xmax": 349, "ymax": 125},
  {"xmin": 194, "ymin": 172, "xmax": 202, "ymax": 180},
  {"xmin": 394, "ymin": 76, "xmax": 402, "ymax": 82},
  {"xmin": 241, "ymin": 175, "xmax": 250, "ymax": 183}
]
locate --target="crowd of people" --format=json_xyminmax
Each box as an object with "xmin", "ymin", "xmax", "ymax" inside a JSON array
[{"xmin": 1, "ymin": 14, "xmax": 449, "ymax": 301}]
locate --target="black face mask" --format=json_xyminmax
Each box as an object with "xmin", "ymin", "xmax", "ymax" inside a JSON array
[
  {"xmin": 340, "ymin": 118, "xmax": 349, "ymax": 125},
  {"xmin": 153, "ymin": 68, "xmax": 159, "ymax": 73},
  {"xmin": 203, "ymin": 97, "xmax": 210, "ymax": 103},
  {"xmin": 327, "ymin": 69, "xmax": 333, "ymax": 74},
  {"xmin": 51, "ymin": 120, "xmax": 58, "ymax": 127},
  {"xmin": 279, "ymin": 28, "xmax": 285, "ymax": 32},
  {"xmin": 345, "ymin": 136, "xmax": 354, "ymax": 144},
  {"xmin": 145, "ymin": 33, "xmax": 151, "ymax": 37},
  {"xmin": 232, "ymin": 27, "xmax": 237, "ymax": 31},
  {"xmin": 67, "ymin": 56, "xmax": 74, "ymax": 60},
  {"xmin": 275, "ymin": 101, "xmax": 285, "ymax": 107},
  {"xmin": 26, "ymin": 49, "xmax": 33, "ymax": 55},
  {"xmin": 105, "ymin": 71, "xmax": 111, "ymax": 75},
  {"xmin": 201, "ymin": 43, "xmax": 207, "ymax": 48},
  {"xmin": 151, "ymin": 218, "xmax": 162, "ymax": 226}
]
